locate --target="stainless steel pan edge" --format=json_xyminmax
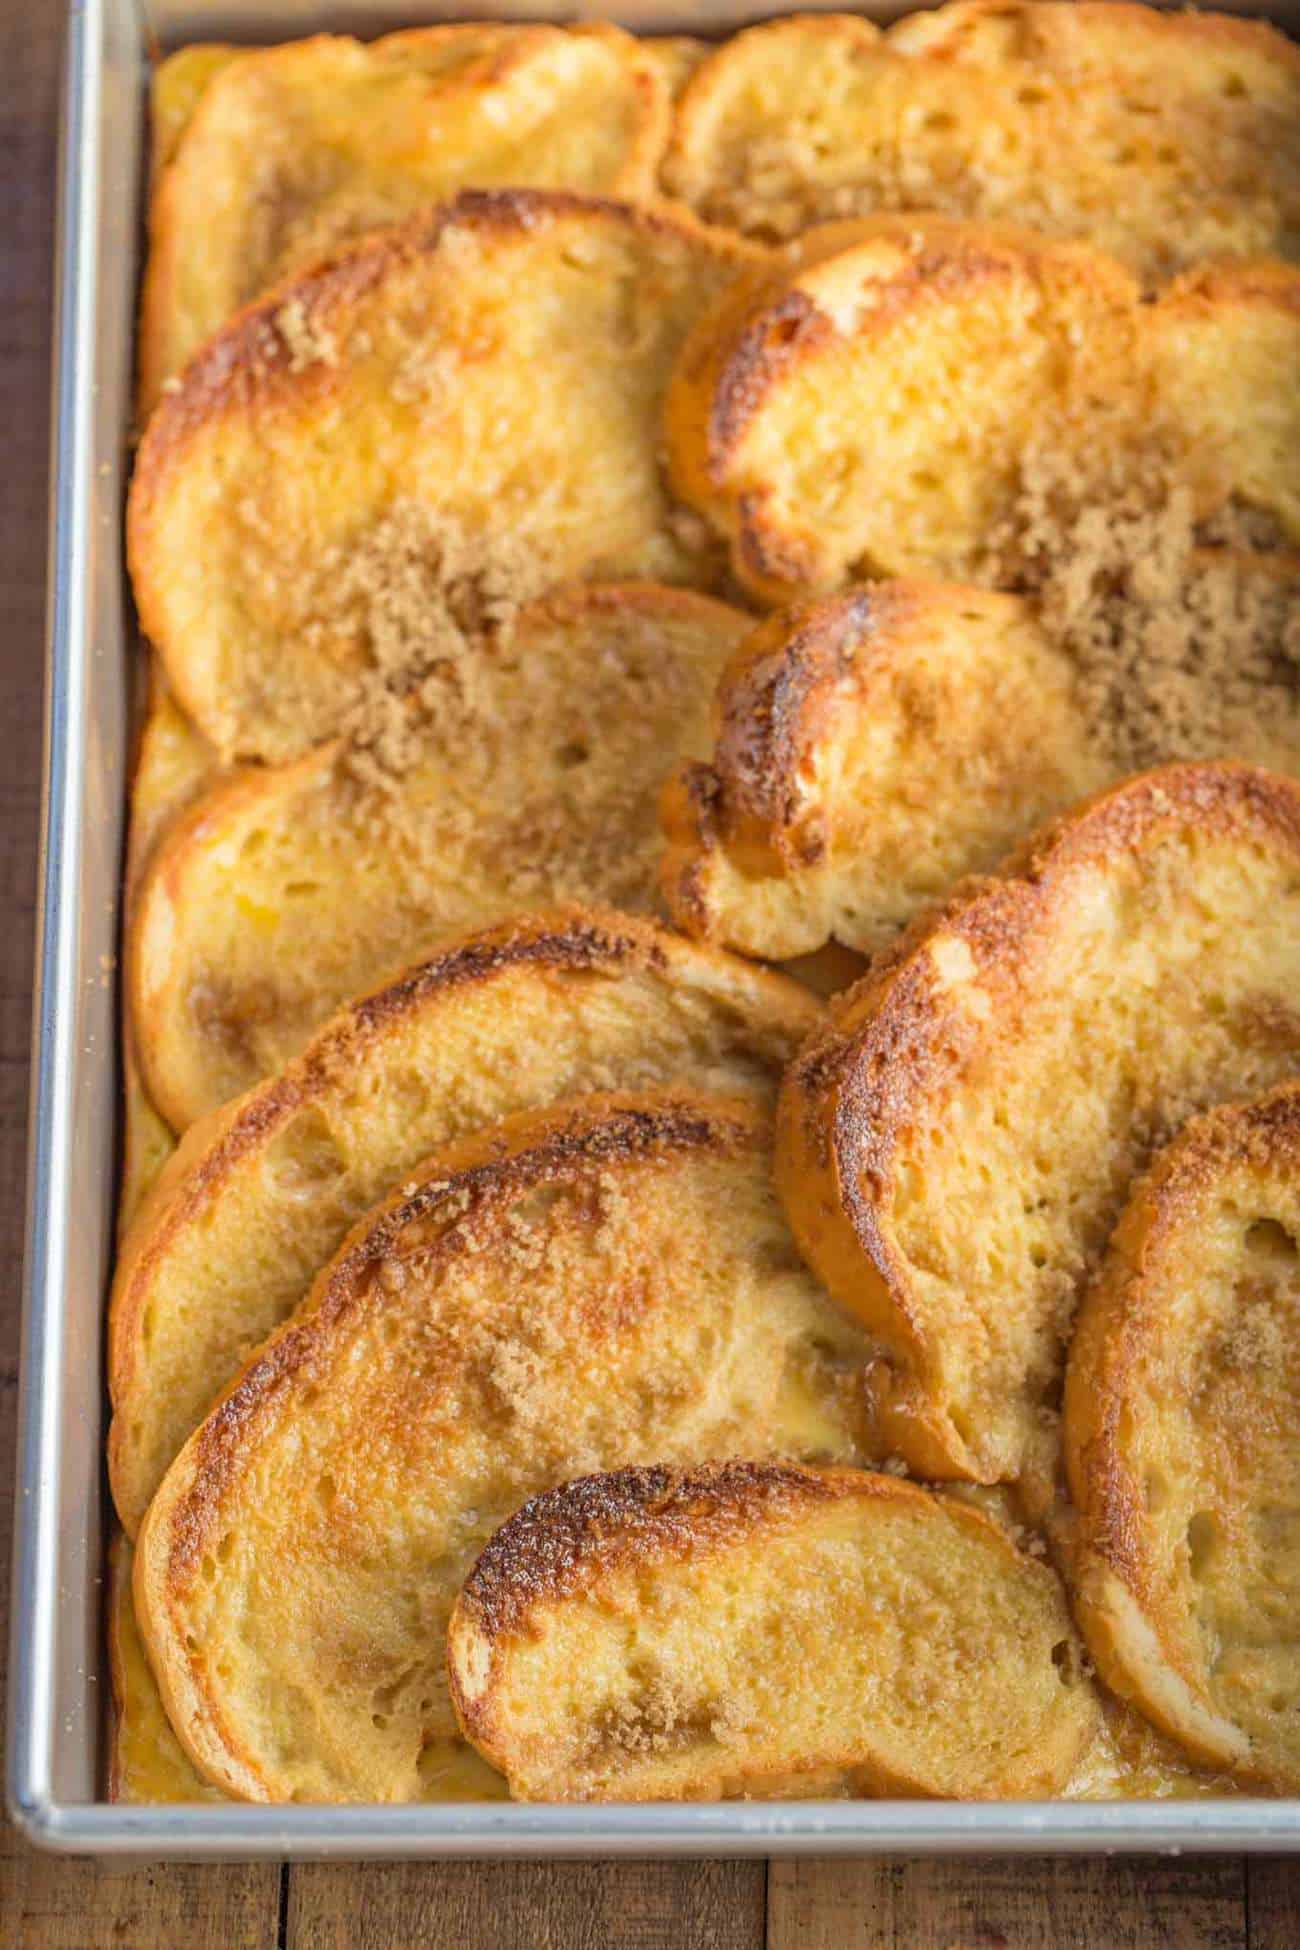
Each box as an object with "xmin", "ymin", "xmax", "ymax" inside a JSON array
[{"xmin": 9, "ymin": 0, "xmax": 1300, "ymax": 1856}]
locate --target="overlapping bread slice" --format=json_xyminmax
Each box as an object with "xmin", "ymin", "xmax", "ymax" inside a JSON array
[
  {"xmin": 776, "ymin": 763, "xmax": 1300, "ymax": 1490},
  {"xmin": 660, "ymin": 564, "xmax": 1300, "ymax": 960},
  {"xmin": 140, "ymin": 23, "xmax": 671, "ymax": 407},
  {"xmin": 120, "ymin": 672, "xmax": 219, "ymax": 1224},
  {"xmin": 108, "ymin": 1533, "xmax": 221, "ymax": 1805},
  {"xmin": 666, "ymin": 218, "xmax": 1300, "ymax": 603},
  {"xmin": 664, "ymin": 4, "xmax": 1300, "ymax": 274},
  {"xmin": 128, "ymin": 191, "xmax": 759, "ymax": 764},
  {"xmin": 134, "ymin": 1092, "xmax": 879, "ymax": 1802},
  {"xmin": 448, "ymin": 1459, "xmax": 1099, "ymax": 1802},
  {"xmin": 1065, "ymin": 1082, "xmax": 1300, "ymax": 1790},
  {"xmin": 109, "ymin": 906, "xmax": 820, "ymax": 1536},
  {"xmin": 130, "ymin": 582, "xmax": 751, "ymax": 1130}
]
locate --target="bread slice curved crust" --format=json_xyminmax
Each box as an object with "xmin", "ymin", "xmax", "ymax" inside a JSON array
[
  {"xmin": 134, "ymin": 1091, "xmax": 878, "ymax": 1803},
  {"xmin": 139, "ymin": 23, "xmax": 670, "ymax": 410},
  {"xmin": 108, "ymin": 1532, "xmax": 221, "ymax": 1804},
  {"xmin": 109, "ymin": 905, "xmax": 821, "ymax": 1537},
  {"xmin": 665, "ymin": 4, "xmax": 1300, "ymax": 275},
  {"xmin": 659, "ymin": 563, "xmax": 1300, "ymax": 961},
  {"xmin": 1064, "ymin": 1082, "xmax": 1300, "ymax": 1790},
  {"xmin": 448, "ymin": 1459, "xmax": 1099, "ymax": 1802},
  {"xmin": 660, "ymin": 582, "xmax": 1107, "ymax": 960},
  {"xmin": 665, "ymin": 217, "xmax": 1299, "ymax": 603},
  {"xmin": 128, "ymin": 190, "xmax": 760, "ymax": 764},
  {"xmin": 130, "ymin": 582, "xmax": 752, "ymax": 1130},
  {"xmin": 775, "ymin": 762, "xmax": 1300, "ymax": 1489}
]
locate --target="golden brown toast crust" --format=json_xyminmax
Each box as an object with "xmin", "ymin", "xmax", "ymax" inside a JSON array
[
  {"xmin": 139, "ymin": 24, "xmax": 671, "ymax": 409},
  {"xmin": 666, "ymin": 4, "xmax": 1300, "ymax": 272},
  {"xmin": 110, "ymin": 904, "xmax": 821, "ymax": 1536},
  {"xmin": 129, "ymin": 190, "xmax": 759, "ymax": 764},
  {"xmin": 134, "ymin": 1091, "xmax": 877, "ymax": 1801},
  {"xmin": 776, "ymin": 762, "xmax": 1300, "ymax": 1488},
  {"xmin": 1064, "ymin": 1082, "xmax": 1300, "ymax": 1787},
  {"xmin": 449, "ymin": 1459, "xmax": 1098, "ymax": 1801},
  {"xmin": 129, "ymin": 581, "xmax": 752, "ymax": 1130},
  {"xmin": 666, "ymin": 219, "xmax": 1299, "ymax": 603},
  {"xmin": 659, "ymin": 581, "xmax": 1107, "ymax": 958}
]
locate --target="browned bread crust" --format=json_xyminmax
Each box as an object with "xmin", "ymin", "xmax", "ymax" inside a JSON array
[
  {"xmin": 449, "ymin": 1459, "xmax": 1099, "ymax": 1801},
  {"xmin": 128, "ymin": 190, "xmax": 760, "ymax": 764},
  {"xmin": 666, "ymin": 218, "xmax": 1300, "ymax": 604},
  {"xmin": 665, "ymin": 4, "xmax": 1300, "ymax": 274},
  {"xmin": 129, "ymin": 581, "xmax": 752, "ymax": 1131},
  {"xmin": 133, "ymin": 1092, "xmax": 878, "ymax": 1802},
  {"xmin": 775, "ymin": 763, "xmax": 1300, "ymax": 1489},
  {"xmin": 140, "ymin": 23, "xmax": 671, "ymax": 409},
  {"xmin": 1064, "ymin": 1082, "xmax": 1300, "ymax": 1789},
  {"xmin": 110, "ymin": 904, "xmax": 821, "ymax": 1536}
]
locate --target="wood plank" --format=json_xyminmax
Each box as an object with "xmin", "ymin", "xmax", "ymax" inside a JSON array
[
  {"xmin": 1246, "ymin": 1858, "xmax": 1300, "ymax": 1950},
  {"xmin": 286, "ymin": 1861, "xmax": 766, "ymax": 1950},
  {"xmin": 766, "ymin": 1856, "xmax": 1248, "ymax": 1950}
]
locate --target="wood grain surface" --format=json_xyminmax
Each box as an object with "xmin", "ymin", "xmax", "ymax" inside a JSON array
[{"xmin": 0, "ymin": 6, "xmax": 1296, "ymax": 1946}]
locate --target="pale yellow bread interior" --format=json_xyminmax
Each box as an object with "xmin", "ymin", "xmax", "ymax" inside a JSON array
[
  {"xmin": 449, "ymin": 1460, "xmax": 1099, "ymax": 1802},
  {"xmin": 130, "ymin": 582, "xmax": 751, "ymax": 1131},
  {"xmin": 666, "ymin": 217, "xmax": 1300, "ymax": 603},
  {"xmin": 660, "ymin": 568, "xmax": 1300, "ymax": 961},
  {"xmin": 1065, "ymin": 1082, "xmax": 1300, "ymax": 1790},
  {"xmin": 133, "ymin": 1092, "xmax": 879, "ymax": 1802},
  {"xmin": 110, "ymin": 905, "xmax": 821, "ymax": 1537},
  {"xmin": 665, "ymin": 4, "xmax": 1300, "ymax": 275},
  {"xmin": 128, "ymin": 191, "xmax": 758, "ymax": 765},
  {"xmin": 119, "ymin": 670, "xmax": 218, "ymax": 1227},
  {"xmin": 776, "ymin": 763, "xmax": 1300, "ymax": 1491},
  {"xmin": 140, "ymin": 23, "xmax": 670, "ymax": 409}
]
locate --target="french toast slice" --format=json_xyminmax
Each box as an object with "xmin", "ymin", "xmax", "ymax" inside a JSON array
[
  {"xmin": 128, "ymin": 190, "xmax": 759, "ymax": 764},
  {"xmin": 108, "ymin": 1532, "xmax": 220, "ymax": 1804},
  {"xmin": 666, "ymin": 218, "xmax": 1300, "ymax": 603},
  {"xmin": 109, "ymin": 905, "xmax": 821, "ymax": 1536},
  {"xmin": 130, "ymin": 582, "xmax": 751, "ymax": 1130},
  {"xmin": 119, "ymin": 673, "xmax": 219, "ymax": 1228},
  {"xmin": 449, "ymin": 1460, "xmax": 1098, "ymax": 1802},
  {"xmin": 665, "ymin": 5, "xmax": 1300, "ymax": 275},
  {"xmin": 133, "ymin": 1092, "xmax": 879, "ymax": 1802},
  {"xmin": 1064, "ymin": 1082, "xmax": 1300, "ymax": 1790},
  {"xmin": 660, "ymin": 563, "xmax": 1300, "ymax": 960},
  {"xmin": 140, "ymin": 24, "xmax": 670, "ymax": 407},
  {"xmin": 776, "ymin": 763, "xmax": 1300, "ymax": 1489}
]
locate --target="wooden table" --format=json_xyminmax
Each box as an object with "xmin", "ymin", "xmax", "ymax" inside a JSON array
[{"xmin": 0, "ymin": 6, "xmax": 1297, "ymax": 1944}]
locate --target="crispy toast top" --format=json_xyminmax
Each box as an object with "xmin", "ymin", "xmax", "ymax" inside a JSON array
[
  {"xmin": 665, "ymin": 218, "xmax": 1300, "ymax": 603},
  {"xmin": 1065, "ymin": 1082, "xmax": 1300, "ymax": 1789},
  {"xmin": 140, "ymin": 24, "xmax": 670, "ymax": 408},
  {"xmin": 128, "ymin": 190, "xmax": 758, "ymax": 764},
  {"xmin": 775, "ymin": 762, "xmax": 1300, "ymax": 1490},
  {"xmin": 134, "ymin": 1091, "xmax": 878, "ymax": 1801},
  {"xmin": 130, "ymin": 582, "xmax": 751, "ymax": 1130},
  {"xmin": 659, "ymin": 562, "xmax": 1300, "ymax": 960},
  {"xmin": 109, "ymin": 904, "xmax": 821, "ymax": 1536},
  {"xmin": 449, "ymin": 1459, "xmax": 1098, "ymax": 1802},
  {"xmin": 665, "ymin": 4, "xmax": 1300, "ymax": 274}
]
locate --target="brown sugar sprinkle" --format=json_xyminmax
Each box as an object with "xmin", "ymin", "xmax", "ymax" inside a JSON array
[{"xmin": 981, "ymin": 432, "xmax": 1300, "ymax": 775}]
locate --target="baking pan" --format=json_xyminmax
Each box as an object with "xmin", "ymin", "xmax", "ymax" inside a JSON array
[{"xmin": 9, "ymin": 0, "xmax": 1300, "ymax": 1856}]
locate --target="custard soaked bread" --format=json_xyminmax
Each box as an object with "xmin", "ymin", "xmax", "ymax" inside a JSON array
[
  {"xmin": 134, "ymin": 1093, "xmax": 878, "ymax": 1802},
  {"xmin": 449, "ymin": 1461, "xmax": 1098, "ymax": 1802},
  {"xmin": 1065, "ymin": 1083, "xmax": 1300, "ymax": 1790},
  {"xmin": 110, "ymin": 907, "xmax": 820, "ymax": 1535},
  {"xmin": 667, "ymin": 219, "xmax": 1300, "ymax": 604},
  {"xmin": 131, "ymin": 583, "xmax": 750, "ymax": 1130},
  {"xmin": 128, "ymin": 191, "xmax": 758, "ymax": 764},
  {"xmin": 777, "ymin": 764, "xmax": 1300, "ymax": 1490},
  {"xmin": 665, "ymin": 5, "xmax": 1300, "ymax": 275},
  {"xmin": 141, "ymin": 24, "xmax": 671, "ymax": 407},
  {"xmin": 660, "ymin": 561, "xmax": 1300, "ymax": 961}
]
